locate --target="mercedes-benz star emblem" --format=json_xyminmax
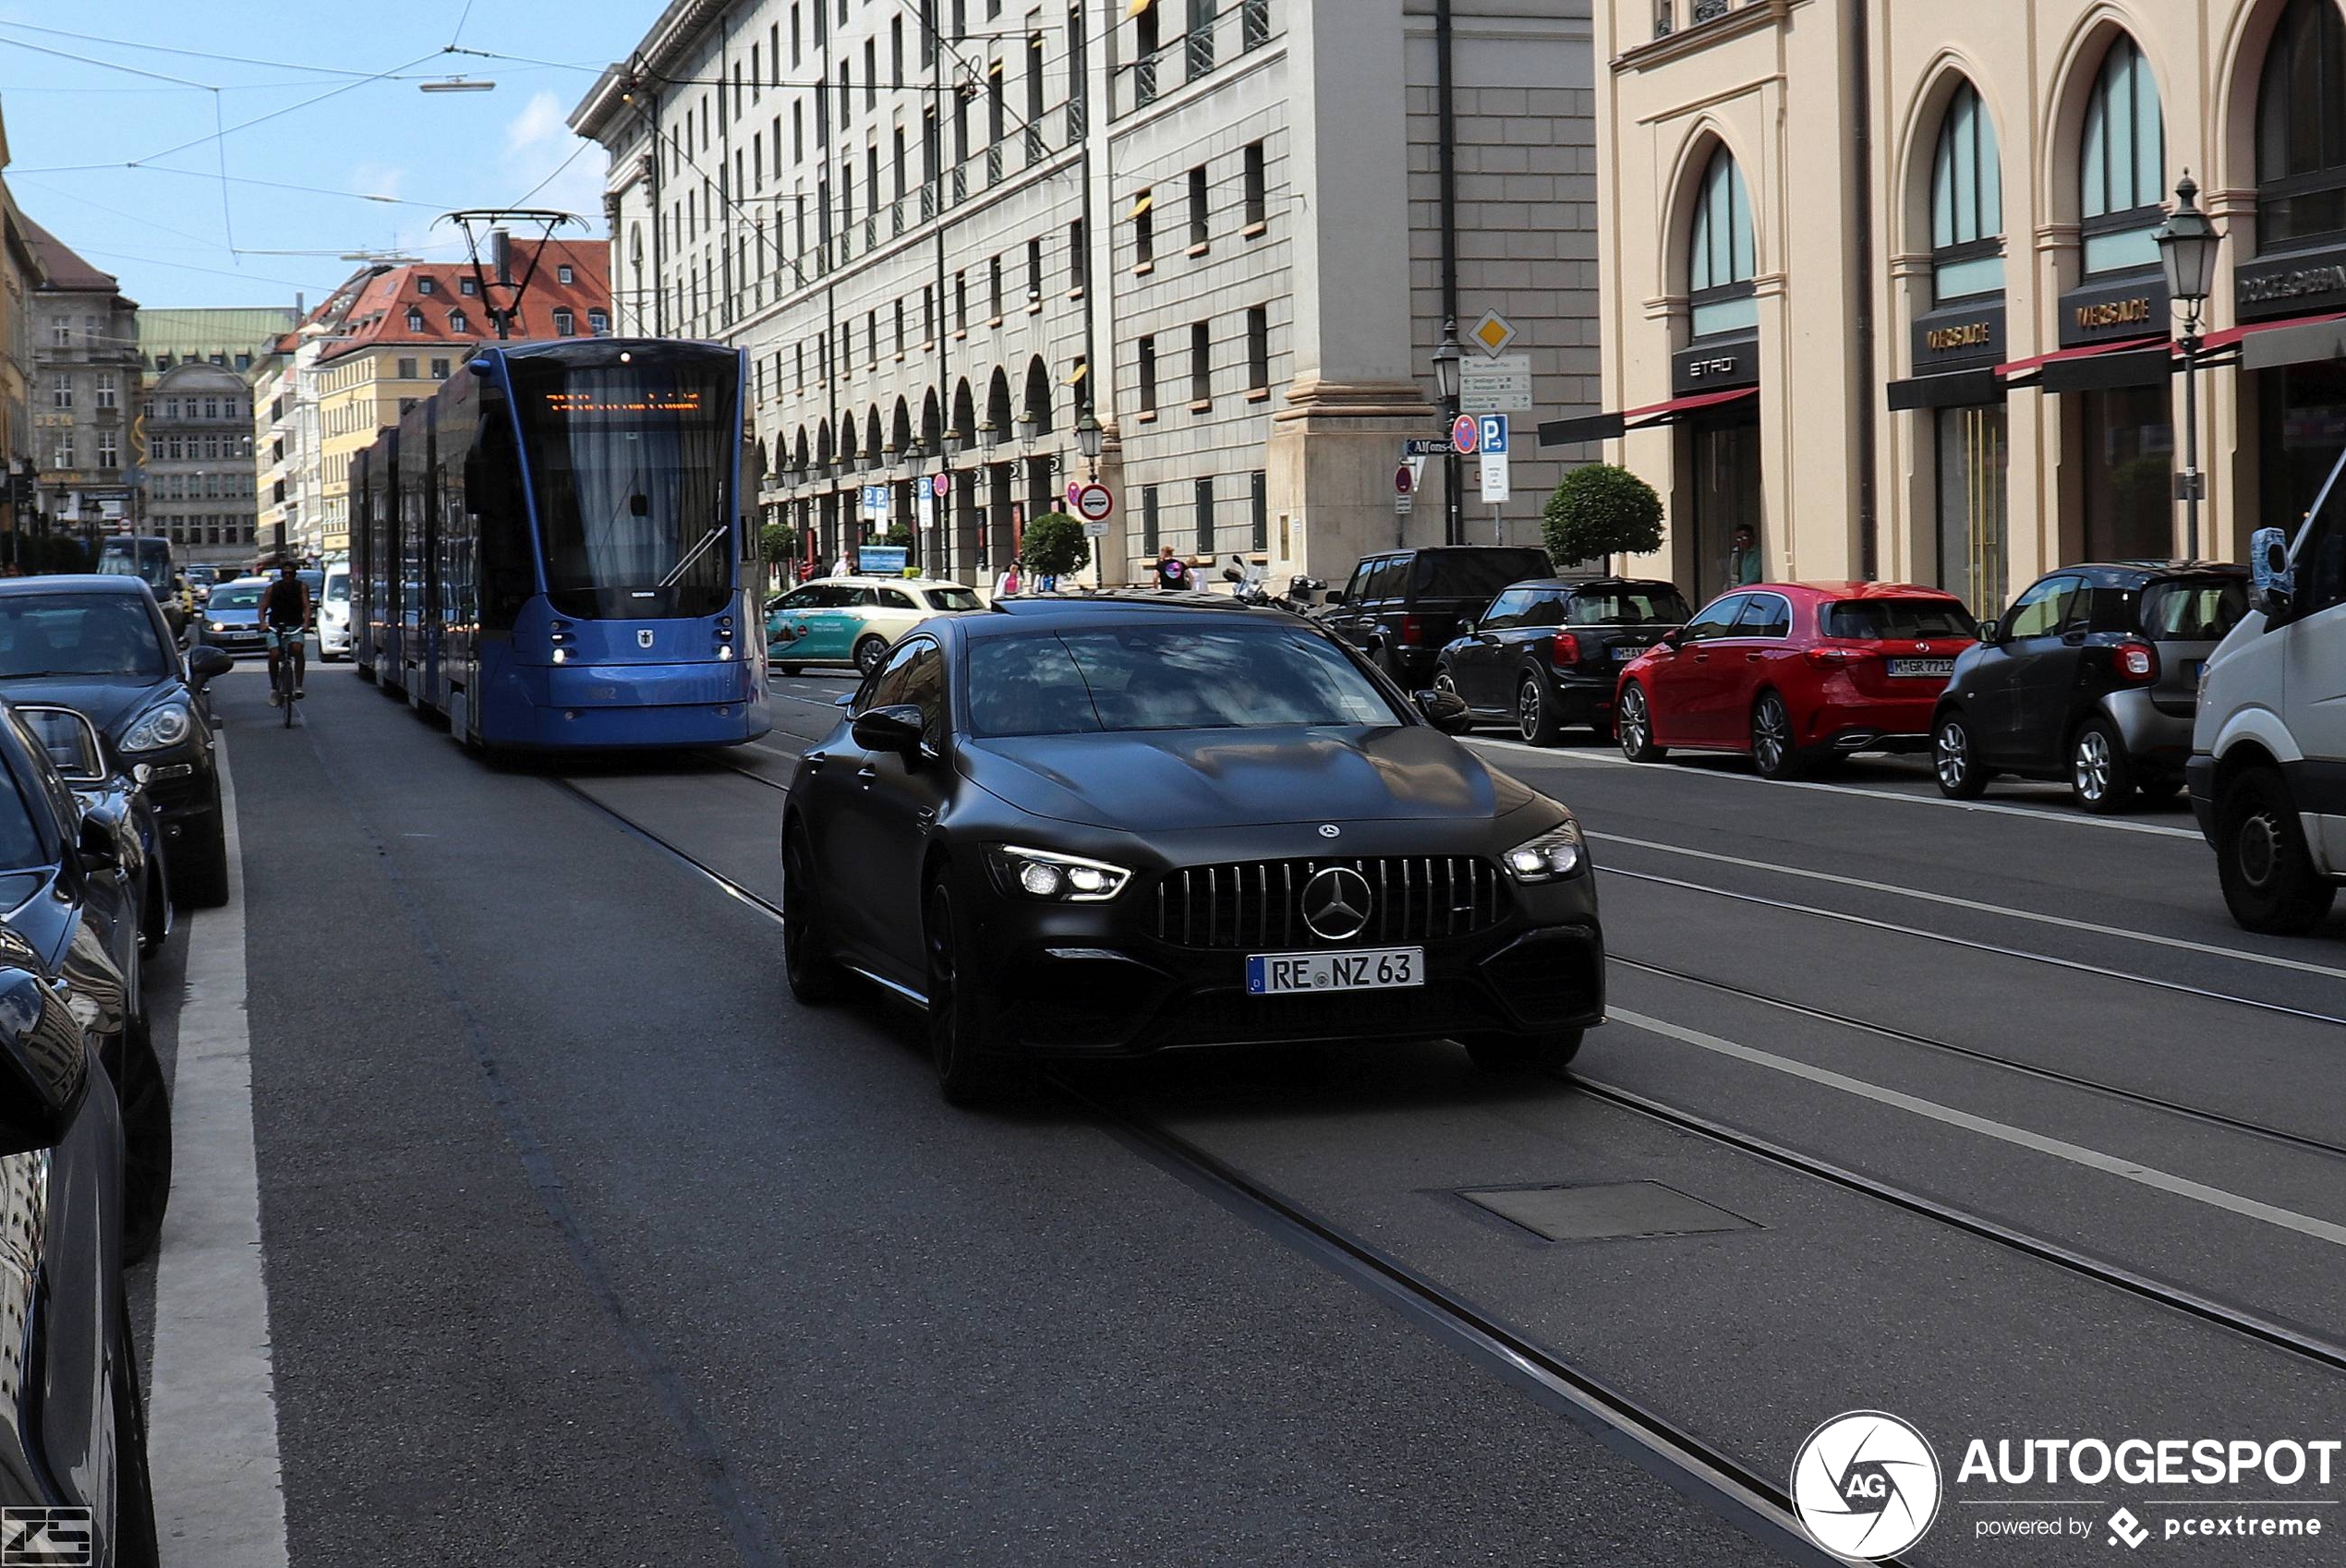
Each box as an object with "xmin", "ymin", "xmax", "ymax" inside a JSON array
[
  {"xmin": 1317, "ymin": 824, "xmax": 1341, "ymax": 839},
  {"xmin": 1300, "ymin": 866, "xmax": 1374, "ymax": 942}
]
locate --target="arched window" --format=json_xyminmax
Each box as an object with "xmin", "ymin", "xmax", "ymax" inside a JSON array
[
  {"xmin": 1931, "ymin": 81, "xmax": 2004, "ymax": 300},
  {"xmin": 1687, "ymin": 146, "xmax": 1757, "ymax": 335},
  {"xmin": 2258, "ymin": 0, "xmax": 2346, "ymax": 246},
  {"xmin": 2080, "ymin": 36, "xmax": 2166, "ymax": 272}
]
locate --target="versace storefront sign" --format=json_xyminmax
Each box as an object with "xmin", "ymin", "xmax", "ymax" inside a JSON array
[
  {"xmin": 2057, "ymin": 273, "xmax": 2172, "ymax": 347},
  {"xmin": 2235, "ymin": 242, "xmax": 2346, "ymax": 321},
  {"xmin": 1910, "ymin": 302, "xmax": 2005, "ymax": 372}
]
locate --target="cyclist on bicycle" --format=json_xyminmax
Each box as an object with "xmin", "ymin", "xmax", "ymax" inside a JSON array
[{"xmin": 260, "ymin": 559, "xmax": 309, "ymax": 706}]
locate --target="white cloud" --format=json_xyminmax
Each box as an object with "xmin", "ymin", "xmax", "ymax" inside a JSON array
[{"xmin": 502, "ymin": 90, "xmax": 606, "ymax": 227}]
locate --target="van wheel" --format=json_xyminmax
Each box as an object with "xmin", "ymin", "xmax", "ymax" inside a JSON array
[
  {"xmin": 2069, "ymin": 717, "xmax": 2134, "ymax": 814},
  {"xmin": 2216, "ymin": 767, "xmax": 2338, "ymax": 935}
]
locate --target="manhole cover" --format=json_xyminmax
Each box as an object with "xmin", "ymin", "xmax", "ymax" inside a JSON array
[{"xmin": 1458, "ymin": 1181, "xmax": 1758, "ymax": 1242}]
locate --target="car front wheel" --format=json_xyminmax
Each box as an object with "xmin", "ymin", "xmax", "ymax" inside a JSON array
[
  {"xmin": 925, "ymin": 877, "xmax": 1002, "ymax": 1105},
  {"xmin": 2216, "ymin": 767, "xmax": 2338, "ymax": 935},
  {"xmin": 2069, "ymin": 716, "xmax": 2134, "ymax": 814},
  {"xmin": 1933, "ymin": 711, "xmax": 1987, "ymax": 799},
  {"xmin": 782, "ymin": 828, "xmax": 846, "ymax": 1004},
  {"xmin": 1617, "ymin": 683, "xmax": 1665, "ymax": 763}
]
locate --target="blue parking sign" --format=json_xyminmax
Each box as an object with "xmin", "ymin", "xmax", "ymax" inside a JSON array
[
  {"xmin": 1479, "ymin": 415, "xmax": 1509, "ymax": 455},
  {"xmin": 861, "ymin": 484, "xmax": 889, "ymax": 514}
]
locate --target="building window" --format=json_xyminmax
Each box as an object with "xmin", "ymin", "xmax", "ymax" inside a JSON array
[
  {"xmin": 589, "ymin": 309, "xmax": 610, "ymax": 335},
  {"xmin": 558, "ymin": 263, "xmax": 575, "ymax": 284},
  {"xmin": 1026, "ymin": 238, "xmax": 1043, "ymax": 303},
  {"xmin": 989, "ymin": 255, "xmax": 1004, "ymax": 320},
  {"xmin": 1246, "ymin": 306, "xmax": 1269, "ymax": 391},
  {"xmin": 1195, "ymin": 476, "xmax": 1215, "ymax": 552},
  {"xmin": 450, "ymin": 310, "xmax": 470, "ymax": 334},
  {"xmin": 1133, "ymin": 187, "xmax": 1155, "ymax": 266},
  {"xmin": 95, "ymin": 372, "xmax": 115, "ymax": 409},
  {"xmin": 52, "ymin": 437, "xmax": 71, "ymax": 468},
  {"xmin": 1069, "ymin": 218, "xmax": 1088, "ymax": 292},
  {"xmin": 1143, "ymin": 484, "xmax": 1160, "ymax": 550},
  {"xmin": 1687, "ymin": 144, "xmax": 1758, "ymax": 336},
  {"xmin": 460, "ymin": 276, "xmax": 478, "ymax": 296},
  {"xmin": 1243, "ymin": 141, "xmax": 1267, "ymax": 227},
  {"xmin": 52, "ymin": 318, "xmax": 69, "ymax": 347},
  {"xmin": 397, "ymin": 356, "xmax": 417, "ymax": 380},
  {"xmin": 406, "ymin": 308, "xmax": 426, "ymax": 332},
  {"xmin": 431, "ymin": 358, "xmax": 452, "ymax": 379},
  {"xmin": 1251, "ymin": 470, "xmax": 1268, "ymax": 549},
  {"xmin": 2258, "ymin": 0, "xmax": 2346, "ymax": 247},
  {"xmin": 1931, "ymin": 82, "xmax": 2004, "ymax": 302},
  {"xmin": 50, "ymin": 374, "xmax": 69, "ymax": 410},
  {"xmin": 554, "ymin": 308, "xmax": 576, "ymax": 335},
  {"xmin": 1189, "ymin": 165, "xmax": 1210, "ymax": 247},
  {"xmin": 97, "ymin": 432, "xmax": 117, "ymax": 469},
  {"xmin": 203, "ymin": 398, "xmax": 220, "ymax": 420},
  {"xmin": 418, "ymin": 276, "xmax": 436, "ymax": 295},
  {"xmin": 1191, "ymin": 320, "xmax": 1212, "ymax": 404},
  {"xmin": 1138, "ymin": 335, "xmax": 1157, "ymax": 413},
  {"xmin": 2080, "ymin": 35, "xmax": 2166, "ymax": 273}
]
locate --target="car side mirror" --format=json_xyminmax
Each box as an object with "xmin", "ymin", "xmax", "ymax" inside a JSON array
[
  {"xmin": 187, "ymin": 645, "xmax": 233, "ymax": 684},
  {"xmin": 75, "ymin": 814, "xmax": 120, "ymax": 871},
  {"xmin": 1458, "ymin": 618, "xmax": 1477, "ymax": 636},
  {"xmin": 2250, "ymin": 525, "xmax": 2295, "ymax": 621},
  {"xmin": 1659, "ymin": 628, "xmax": 1686, "ymax": 649},
  {"xmin": 1976, "ymin": 616, "xmax": 2000, "ymax": 645},
  {"xmin": 1323, "ymin": 588, "xmax": 1348, "ymax": 606},
  {"xmin": 852, "ymin": 704, "xmax": 926, "ymax": 758},
  {"xmin": 1413, "ymin": 688, "xmax": 1474, "ymax": 734},
  {"xmin": 0, "ymin": 967, "xmax": 89, "ymax": 1157}
]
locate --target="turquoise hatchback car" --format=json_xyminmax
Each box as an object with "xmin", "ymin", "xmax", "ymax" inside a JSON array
[{"xmin": 766, "ymin": 576, "xmax": 985, "ymax": 675}]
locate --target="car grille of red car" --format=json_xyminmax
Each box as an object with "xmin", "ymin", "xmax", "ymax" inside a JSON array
[{"xmin": 1150, "ymin": 856, "xmax": 1509, "ymax": 949}]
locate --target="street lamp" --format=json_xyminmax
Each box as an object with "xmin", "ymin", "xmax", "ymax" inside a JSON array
[
  {"xmin": 1430, "ymin": 320, "xmax": 1465, "ymax": 547},
  {"xmin": 2156, "ymin": 171, "xmax": 2221, "ymax": 562},
  {"xmin": 1016, "ymin": 407, "xmax": 1040, "ymax": 446},
  {"xmin": 1076, "ymin": 410, "xmax": 1103, "ymax": 480}
]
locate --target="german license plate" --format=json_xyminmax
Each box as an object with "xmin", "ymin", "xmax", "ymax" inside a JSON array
[
  {"xmin": 1610, "ymin": 645, "xmax": 1641, "ymax": 660},
  {"xmin": 1887, "ymin": 657, "xmax": 1954, "ymax": 678},
  {"xmin": 1246, "ymin": 947, "xmax": 1424, "ymax": 995}
]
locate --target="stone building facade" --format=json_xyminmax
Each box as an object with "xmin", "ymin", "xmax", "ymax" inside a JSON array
[
  {"xmin": 143, "ymin": 361, "xmax": 260, "ymax": 569},
  {"xmin": 572, "ymin": 0, "xmax": 1600, "ymax": 585},
  {"xmin": 21, "ymin": 218, "xmax": 139, "ymax": 539},
  {"xmin": 1582, "ymin": 0, "xmax": 2346, "ymax": 611}
]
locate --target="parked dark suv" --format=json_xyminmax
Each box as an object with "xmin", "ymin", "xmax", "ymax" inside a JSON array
[
  {"xmin": 1930, "ymin": 561, "xmax": 2248, "ymax": 812},
  {"xmin": 1320, "ymin": 546, "xmax": 1554, "ymax": 686},
  {"xmin": 1435, "ymin": 577, "xmax": 1692, "ymax": 743}
]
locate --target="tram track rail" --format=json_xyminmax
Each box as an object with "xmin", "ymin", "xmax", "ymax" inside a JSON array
[{"xmin": 547, "ymin": 766, "xmax": 2346, "ymax": 1567}]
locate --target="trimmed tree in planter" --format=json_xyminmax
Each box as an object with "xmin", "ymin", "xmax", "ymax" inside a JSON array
[
  {"xmin": 1019, "ymin": 512, "xmax": 1091, "ymax": 580},
  {"xmin": 1542, "ymin": 463, "xmax": 1664, "ymax": 570},
  {"xmin": 757, "ymin": 523, "xmax": 799, "ymax": 588}
]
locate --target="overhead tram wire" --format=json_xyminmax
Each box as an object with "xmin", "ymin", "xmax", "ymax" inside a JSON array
[{"xmin": 0, "ymin": 18, "xmax": 431, "ymax": 79}]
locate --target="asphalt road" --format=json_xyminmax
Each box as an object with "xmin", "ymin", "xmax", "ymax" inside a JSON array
[{"xmin": 137, "ymin": 659, "xmax": 2346, "ymax": 1567}]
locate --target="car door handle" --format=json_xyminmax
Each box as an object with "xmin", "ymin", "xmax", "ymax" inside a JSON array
[
  {"xmin": 2061, "ymin": 632, "xmax": 2086, "ymax": 645},
  {"xmin": 804, "ymin": 751, "xmax": 827, "ymax": 769},
  {"xmin": 1692, "ymin": 651, "xmax": 1710, "ymax": 662},
  {"xmin": 1745, "ymin": 652, "xmax": 1762, "ymax": 662},
  {"xmin": 916, "ymin": 807, "xmax": 937, "ymax": 831},
  {"xmin": 856, "ymin": 766, "xmax": 878, "ymax": 789}
]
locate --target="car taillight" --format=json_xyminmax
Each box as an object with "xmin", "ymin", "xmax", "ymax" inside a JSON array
[
  {"xmin": 1803, "ymin": 644, "xmax": 1870, "ymax": 669},
  {"xmin": 1551, "ymin": 633, "xmax": 1581, "ymax": 665},
  {"xmin": 1400, "ymin": 614, "xmax": 1423, "ymax": 645},
  {"xmin": 2113, "ymin": 640, "xmax": 2158, "ymax": 683}
]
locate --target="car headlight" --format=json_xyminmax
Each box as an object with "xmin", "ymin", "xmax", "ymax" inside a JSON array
[
  {"xmin": 209, "ymin": 621, "xmax": 228, "ymax": 633},
  {"xmin": 1502, "ymin": 820, "xmax": 1585, "ymax": 882},
  {"xmin": 985, "ymin": 845, "xmax": 1133, "ymax": 902},
  {"xmin": 120, "ymin": 702, "xmax": 193, "ymax": 753}
]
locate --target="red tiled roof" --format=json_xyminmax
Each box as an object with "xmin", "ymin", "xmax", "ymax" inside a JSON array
[
  {"xmin": 320, "ymin": 240, "xmax": 611, "ymax": 364},
  {"xmin": 18, "ymin": 213, "xmax": 121, "ymax": 294}
]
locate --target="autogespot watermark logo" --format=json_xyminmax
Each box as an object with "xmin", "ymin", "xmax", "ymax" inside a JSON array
[{"xmin": 1791, "ymin": 1410, "xmax": 1943, "ymax": 1560}]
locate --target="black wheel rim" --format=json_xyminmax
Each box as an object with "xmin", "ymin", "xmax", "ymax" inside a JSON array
[
  {"xmin": 1620, "ymin": 689, "xmax": 1646, "ymax": 754},
  {"xmin": 858, "ymin": 641, "xmax": 885, "ymax": 674},
  {"xmin": 1518, "ymin": 682, "xmax": 1541, "ymax": 740},
  {"xmin": 1754, "ymin": 698, "xmax": 1787, "ymax": 771},
  {"xmin": 783, "ymin": 839, "xmax": 819, "ymax": 983},
  {"xmin": 926, "ymin": 886, "xmax": 960, "ymax": 1078}
]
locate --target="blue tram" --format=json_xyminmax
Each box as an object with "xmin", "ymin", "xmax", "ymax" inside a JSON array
[{"xmin": 349, "ymin": 338, "xmax": 770, "ymax": 750}]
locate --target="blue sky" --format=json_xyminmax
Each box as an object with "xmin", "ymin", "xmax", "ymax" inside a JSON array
[{"xmin": 0, "ymin": 1, "xmax": 655, "ymax": 309}]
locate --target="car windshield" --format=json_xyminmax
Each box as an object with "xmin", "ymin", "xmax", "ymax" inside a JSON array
[
  {"xmin": 1409, "ymin": 549, "xmax": 1554, "ymax": 600},
  {"xmin": 2139, "ymin": 577, "xmax": 2247, "ymax": 641},
  {"xmin": 967, "ymin": 624, "xmax": 1404, "ymax": 737},
  {"xmin": 924, "ymin": 586, "xmax": 983, "ymax": 612},
  {"xmin": 0, "ymin": 595, "xmax": 172, "ymax": 679},
  {"xmin": 325, "ymin": 574, "xmax": 351, "ymax": 604},
  {"xmin": 1820, "ymin": 598, "xmax": 1977, "ymax": 639},
  {"xmin": 210, "ymin": 584, "xmax": 264, "ymax": 610},
  {"xmin": 1567, "ymin": 585, "xmax": 1693, "ymax": 626}
]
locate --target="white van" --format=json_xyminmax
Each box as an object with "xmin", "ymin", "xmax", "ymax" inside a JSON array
[
  {"xmin": 317, "ymin": 561, "xmax": 352, "ymax": 661},
  {"xmin": 2187, "ymin": 510, "xmax": 2346, "ymax": 933}
]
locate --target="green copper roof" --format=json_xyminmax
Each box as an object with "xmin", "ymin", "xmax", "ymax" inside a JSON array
[{"xmin": 138, "ymin": 307, "xmax": 299, "ymax": 367}]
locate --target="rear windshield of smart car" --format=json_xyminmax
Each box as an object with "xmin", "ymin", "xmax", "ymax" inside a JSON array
[
  {"xmin": 1567, "ymin": 586, "xmax": 1693, "ymax": 626},
  {"xmin": 1408, "ymin": 549, "xmax": 1554, "ymax": 600},
  {"xmin": 966, "ymin": 625, "xmax": 1403, "ymax": 736},
  {"xmin": 2138, "ymin": 577, "xmax": 2247, "ymax": 641},
  {"xmin": 1820, "ymin": 598, "xmax": 1978, "ymax": 639}
]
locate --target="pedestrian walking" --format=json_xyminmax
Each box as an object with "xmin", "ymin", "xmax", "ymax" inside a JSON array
[
  {"xmin": 995, "ymin": 562, "xmax": 1022, "ymax": 597},
  {"xmin": 1152, "ymin": 545, "xmax": 1191, "ymax": 591}
]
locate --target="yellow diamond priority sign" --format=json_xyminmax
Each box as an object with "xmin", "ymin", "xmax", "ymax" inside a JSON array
[{"xmin": 1469, "ymin": 309, "xmax": 1518, "ymax": 359}]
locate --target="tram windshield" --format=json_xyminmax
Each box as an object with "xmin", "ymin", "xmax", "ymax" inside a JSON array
[{"xmin": 510, "ymin": 357, "xmax": 738, "ymax": 619}]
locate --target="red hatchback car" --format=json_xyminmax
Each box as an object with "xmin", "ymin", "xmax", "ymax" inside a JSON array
[{"xmin": 1614, "ymin": 582, "xmax": 1978, "ymax": 778}]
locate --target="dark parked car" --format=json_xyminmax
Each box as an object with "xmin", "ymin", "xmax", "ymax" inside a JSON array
[
  {"xmin": 781, "ymin": 595, "xmax": 1606, "ymax": 1103},
  {"xmin": 1319, "ymin": 546, "xmax": 1555, "ymax": 686},
  {"xmin": 1435, "ymin": 577, "xmax": 1692, "ymax": 743},
  {"xmin": 0, "ymin": 699, "xmax": 174, "ymax": 1261},
  {"xmin": 0, "ymin": 576, "xmax": 233, "ymax": 907},
  {"xmin": 0, "ymin": 947, "xmax": 164, "ymax": 1568},
  {"xmin": 1931, "ymin": 562, "xmax": 2248, "ymax": 812}
]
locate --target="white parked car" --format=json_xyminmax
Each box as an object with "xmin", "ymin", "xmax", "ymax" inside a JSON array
[
  {"xmin": 2187, "ymin": 510, "xmax": 2346, "ymax": 933},
  {"xmin": 317, "ymin": 561, "xmax": 353, "ymax": 661}
]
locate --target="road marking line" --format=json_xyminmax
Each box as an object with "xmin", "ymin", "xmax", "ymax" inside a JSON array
[
  {"xmin": 146, "ymin": 735, "xmax": 291, "ymax": 1568},
  {"xmin": 1595, "ymin": 832, "xmax": 2346, "ymax": 982},
  {"xmin": 1464, "ymin": 735, "xmax": 2205, "ymax": 839},
  {"xmin": 1611, "ymin": 1007, "xmax": 2346, "ymax": 1248}
]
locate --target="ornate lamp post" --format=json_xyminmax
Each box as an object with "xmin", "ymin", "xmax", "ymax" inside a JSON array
[
  {"xmin": 2155, "ymin": 172, "xmax": 2221, "ymax": 562},
  {"xmin": 1430, "ymin": 320, "xmax": 1464, "ymax": 547}
]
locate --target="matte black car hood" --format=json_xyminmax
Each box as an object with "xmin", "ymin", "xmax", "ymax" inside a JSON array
[
  {"xmin": 957, "ymin": 725, "xmax": 1542, "ymax": 829},
  {"xmin": 0, "ymin": 674, "xmax": 168, "ymax": 734}
]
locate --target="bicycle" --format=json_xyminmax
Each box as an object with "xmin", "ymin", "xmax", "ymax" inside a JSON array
[{"xmin": 265, "ymin": 627, "xmax": 303, "ymax": 728}]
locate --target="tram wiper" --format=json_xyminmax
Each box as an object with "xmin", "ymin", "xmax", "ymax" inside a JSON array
[{"xmin": 659, "ymin": 524, "xmax": 728, "ymax": 589}]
